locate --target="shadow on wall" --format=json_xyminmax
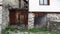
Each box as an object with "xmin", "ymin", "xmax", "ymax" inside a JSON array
[{"xmin": 34, "ymin": 14, "xmax": 47, "ymax": 28}]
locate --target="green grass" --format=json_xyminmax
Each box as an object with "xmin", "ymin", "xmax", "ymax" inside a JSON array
[{"xmin": 2, "ymin": 25, "xmax": 58, "ymax": 34}]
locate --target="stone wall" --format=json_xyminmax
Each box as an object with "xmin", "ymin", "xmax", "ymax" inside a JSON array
[
  {"xmin": 2, "ymin": 7, "xmax": 9, "ymax": 29},
  {"xmin": 3, "ymin": 0, "xmax": 19, "ymax": 8},
  {"xmin": 1, "ymin": 0, "xmax": 20, "ymax": 30},
  {"xmin": 28, "ymin": 13, "xmax": 35, "ymax": 29},
  {"xmin": 34, "ymin": 14, "xmax": 47, "ymax": 28},
  {"xmin": 28, "ymin": 13, "xmax": 48, "ymax": 29},
  {"xmin": 0, "ymin": 6, "xmax": 2, "ymax": 34},
  {"xmin": 47, "ymin": 14, "xmax": 60, "ymax": 20},
  {"xmin": 2, "ymin": 0, "xmax": 10, "ymax": 29},
  {"xmin": 47, "ymin": 14, "xmax": 60, "ymax": 33}
]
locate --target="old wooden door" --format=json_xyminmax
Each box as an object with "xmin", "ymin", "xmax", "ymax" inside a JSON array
[
  {"xmin": 9, "ymin": 11, "xmax": 28, "ymax": 26},
  {"xmin": 9, "ymin": 11, "xmax": 16, "ymax": 25},
  {"xmin": 17, "ymin": 12, "xmax": 28, "ymax": 25}
]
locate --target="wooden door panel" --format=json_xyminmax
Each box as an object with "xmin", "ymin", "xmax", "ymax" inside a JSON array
[
  {"xmin": 20, "ymin": 12, "xmax": 28, "ymax": 24},
  {"xmin": 9, "ymin": 11, "xmax": 16, "ymax": 24},
  {"xmin": 9, "ymin": 11, "xmax": 28, "ymax": 25}
]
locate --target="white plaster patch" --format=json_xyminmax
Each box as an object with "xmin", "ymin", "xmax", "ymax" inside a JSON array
[{"xmin": 29, "ymin": 0, "xmax": 60, "ymax": 12}]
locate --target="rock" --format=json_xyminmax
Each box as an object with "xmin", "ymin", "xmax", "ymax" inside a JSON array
[
  {"xmin": 20, "ymin": 32, "xmax": 24, "ymax": 34},
  {"xmin": 24, "ymin": 32, "xmax": 28, "ymax": 34}
]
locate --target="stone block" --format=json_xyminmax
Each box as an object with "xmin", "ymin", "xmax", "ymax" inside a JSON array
[{"xmin": 28, "ymin": 13, "xmax": 35, "ymax": 29}]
